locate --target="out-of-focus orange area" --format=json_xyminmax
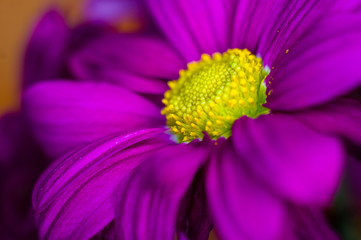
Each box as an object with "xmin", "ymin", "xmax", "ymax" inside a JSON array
[{"xmin": 0, "ymin": 0, "xmax": 84, "ymax": 115}]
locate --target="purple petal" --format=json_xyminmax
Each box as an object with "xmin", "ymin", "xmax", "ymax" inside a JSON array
[
  {"xmin": 90, "ymin": 221, "xmax": 116, "ymax": 240},
  {"xmin": 295, "ymin": 98, "xmax": 361, "ymax": 146},
  {"xmin": 231, "ymin": 0, "xmax": 276, "ymax": 52},
  {"xmin": 23, "ymin": 81, "xmax": 164, "ymax": 158},
  {"xmin": 266, "ymin": 14, "xmax": 361, "ymax": 110},
  {"xmin": 0, "ymin": 112, "xmax": 48, "ymax": 239},
  {"xmin": 256, "ymin": 0, "xmax": 334, "ymax": 66},
  {"xmin": 70, "ymin": 35, "xmax": 184, "ymax": 93},
  {"xmin": 284, "ymin": 207, "xmax": 339, "ymax": 240},
  {"xmin": 347, "ymin": 157, "xmax": 361, "ymax": 206},
  {"xmin": 145, "ymin": 0, "xmax": 229, "ymax": 62},
  {"xmin": 206, "ymin": 142, "xmax": 285, "ymax": 240},
  {"xmin": 331, "ymin": 0, "xmax": 361, "ymax": 13},
  {"xmin": 33, "ymin": 129, "xmax": 170, "ymax": 240},
  {"xmin": 232, "ymin": 114, "xmax": 344, "ymax": 205},
  {"xmin": 22, "ymin": 9, "xmax": 70, "ymax": 90},
  {"xmin": 67, "ymin": 21, "xmax": 115, "ymax": 55},
  {"xmin": 115, "ymin": 143, "xmax": 209, "ymax": 240},
  {"xmin": 72, "ymin": 65, "xmax": 168, "ymax": 94},
  {"xmin": 232, "ymin": 0, "xmax": 336, "ymax": 66},
  {"xmin": 177, "ymin": 170, "xmax": 212, "ymax": 240}
]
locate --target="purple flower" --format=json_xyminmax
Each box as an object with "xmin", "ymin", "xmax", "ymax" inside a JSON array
[{"xmin": 23, "ymin": 0, "xmax": 361, "ymax": 239}]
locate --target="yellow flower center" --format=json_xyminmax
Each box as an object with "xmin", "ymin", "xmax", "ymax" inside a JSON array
[{"xmin": 161, "ymin": 49, "xmax": 269, "ymax": 142}]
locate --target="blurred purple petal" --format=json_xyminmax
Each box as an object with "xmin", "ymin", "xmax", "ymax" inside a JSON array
[
  {"xmin": 22, "ymin": 9, "xmax": 70, "ymax": 89},
  {"xmin": 347, "ymin": 157, "xmax": 361, "ymax": 208},
  {"xmin": 284, "ymin": 207, "xmax": 339, "ymax": 240},
  {"xmin": 0, "ymin": 113, "xmax": 47, "ymax": 239},
  {"xmin": 23, "ymin": 81, "xmax": 164, "ymax": 158},
  {"xmin": 23, "ymin": 9, "xmax": 115, "ymax": 91},
  {"xmin": 67, "ymin": 21, "xmax": 115, "ymax": 55},
  {"xmin": 146, "ymin": 0, "xmax": 229, "ymax": 61},
  {"xmin": 92, "ymin": 69, "xmax": 168, "ymax": 94},
  {"xmin": 266, "ymin": 14, "xmax": 361, "ymax": 110},
  {"xmin": 115, "ymin": 143, "xmax": 209, "ymax": 240},
  {"xmin": 33, "ymin": 129, "xmax": 169, "ymax": 240},
  {"xmin": 295, "ymin": 98, "xmax": 361, "ymax": 146},
  {"xmin": 233, "ymin": 114, "xmax": 344, "ymax": 205},
  {"xmin": 90, "ymin": 221, "xmax": 116, "ymax": 240},
  {"xmin": 331, "ymin": 0, "xmax": 361, "ymax": 13},
  {"xmin": 70, "ymin": 35, "xmax": 184, "ymax": 79},
  {"xmin": 206, "ymin": 142, "xmax": 285, "ymax": 240},
  {"xmin": 177, "ymin": 170, "xmax": 212, "ymax": 240}
]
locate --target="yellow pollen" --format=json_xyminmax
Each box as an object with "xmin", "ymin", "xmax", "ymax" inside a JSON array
[{"xmin": 162, "ymin": 49, "xmax": 270, "ymax": 142}]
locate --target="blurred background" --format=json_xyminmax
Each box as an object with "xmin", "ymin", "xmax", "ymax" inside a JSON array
[{"xmin": 0, "ymin": 0, "xmax": 84, "ymax": 116}]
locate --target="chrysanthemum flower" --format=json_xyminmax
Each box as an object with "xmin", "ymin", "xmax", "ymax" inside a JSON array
[{"xmin": 24, "ymin": 0, "xmax": 361, "ymax": 239}]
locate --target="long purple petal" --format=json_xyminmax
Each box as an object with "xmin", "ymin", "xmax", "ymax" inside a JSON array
[
  {"xmin": 115, "ymin": 143, "xmax": 209, "ymax": 240},
  {"xmin": 284, "ymin": 207, "xmax": 339, "ymax": 240},
  {"xmin": 295, "ymin": 98, "xmax": 361, "ymax": 146},
  {"xmin": 231, "ymin": 0, "xmax": 276, "ymax": 52},
  {"xmin": 90, "ymin": 221, "xmax": 116, "ymax": 240},
  {"xmin": 23, "ymin": 81, "xmax": 164, "ymax": 158},
  {"xmin": 206, "ymin": 142, "xmax": 286, "ymax": 240},
  {"xmin": 70, "ymin": 35, "xmax": 184, "ymax": 93},
  {"xmin": 257, "ymin": 0, "xmax": 334, "ymax": 66},
  {"xmin": 0, "ymin": 112, "xmax": 47, "ymax": 240},
  {"xmin": 331, "ymin": 0, "xmax": 361, "ymax": 13},
  {"xmin": 266, "ymin": 14, "xmax": 361, "ymax": 110},
  {"xmin": 33, "ymin": 129, "xmax": 170, "ymax": 240},
  {"xmin": 22, "ymin": 9, "xmax": 69, "ymax": 90},
  {"xmin": 177, "ymin": 170, "xmax": 212, "ymax": 240},
  {"xmin": 232, "ymin": 0, "xmax": 338, "ymax": 67},
  {"xmin": 232, "ymin": 114, "xmax": 344, "ymax": 205},
  {"xmin": 145, "ymin": 0, "xmax": 229, "ymax": 62}
]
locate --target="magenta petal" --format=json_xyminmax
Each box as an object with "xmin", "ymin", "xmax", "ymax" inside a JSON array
[
  {"xmin": 22, "ymin": 9, "xmax": 69, "ymax": 90},
  {"xmin": 256, "ymin": 0, "xmax": 333, "ymax": 66},
  {"xmin": 0, "ymin": 112, "xmax": 47, "ymax": 240},
  {"xmin": 266, "ymin": 14, "xmax": 361, "ymax": 110},
  {"xmin": 95, "ymin": 69, "xmax": 168, "ymax": 94},
  {"xmin": 231, "ymin": 0, "xmax": 275, "ymax": 51},
  {"xmin": 232, "ymin": 0, "xmax": 335, "ymax": 65},
  {"xmin": 331, "ymin": 0, "xmax": 361, "ymax": 13},
  {"xmin": 23, "ymin": 81, "xmax": 164, "ymax": 158},
  {"xmin": 70, "ymin": 35, "xmax": 184, "ymax": 91},
  {"xmin": 233, "ymin": 114, "xmax": 344, "ymax": 205},
  {"xmin": 295, "ymin": 98, "xmax": 361, "ymax": 146},
  {"xmin": 91, "ymin": 221, "xmax": 116, "ymax": 240},
  {"xmin": 347, "ymin": 157, "xmax": 361, "ymax": 205},
  {"xmin": 115, "ymin": 143, "xmax": 209, "ymax": 240},
  {"xmin": 206, "ymin": 143, "xmax": 285, "ymax": 240},
  {"xmin": 146, "ymin": 0, "xmax": 229, "ymax": 61},
  {"xmin": 177, "ymin": 171, "xmax": 212, "ymax": 240},
  {"xmin": 33, "ymin": 129, "xmax": 170, "ymax": 240},
  {"xmin": 284, "ymin": 207, "xmax": 339, "ymax": 240}
]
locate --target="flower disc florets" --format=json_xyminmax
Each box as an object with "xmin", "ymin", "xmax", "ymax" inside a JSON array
[{"xmin": 162, "ymin": 49, "xmax": 270, "ymax": 142}]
